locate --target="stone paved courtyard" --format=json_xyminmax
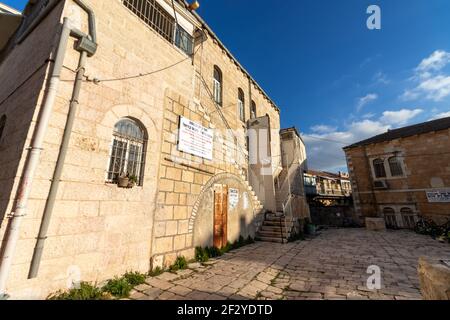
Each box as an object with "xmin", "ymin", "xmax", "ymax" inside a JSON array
[{"xmin": 131, "ymin": 229, "xmax": 450, "ymax": 300}]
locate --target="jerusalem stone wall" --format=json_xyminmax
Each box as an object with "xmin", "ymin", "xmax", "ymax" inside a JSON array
[{"xmin": 346, "ymin": 128, "xmax": 450, "ymax": 225}]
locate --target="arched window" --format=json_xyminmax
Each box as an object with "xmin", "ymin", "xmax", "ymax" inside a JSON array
[
  {"xmin": 400, "ymin": 207, "xmax": 415, "ymax": 229},
  {"xmin": 238, "ymin": 88, "xmax": 245, "ymax": 122},
  {"xmin": 213, "ymin": 66, "xmax": 222, "ymax": 106},
  {"xmin": 0, "ymin": 115, "xmax": 6, "ymax": 142},
  {"xmin": 373, "ymin": 158, "xmax": 386, "ymax": 178},
  {"xmin": 383, "ymin": 207, "xmax": 397, "ymax": 228},
  {"xmin": 250, "ymin": 100, "xmax": 257, "ymax": 119},
  {"xmin": 107, "ymin": 118, "xmax": 147, "ymax": 186},
  {"xmin": 388, "ymin": 156, "xmax": 403, "ymax": 177}
]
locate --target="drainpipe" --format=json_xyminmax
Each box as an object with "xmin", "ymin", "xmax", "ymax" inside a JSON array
[
  {"xmin": 28, "ymin": 0, "xmax": 97, "ymax": 279},
  {"xmin": 0, "ymin": 18, "xmax": 72, "ymax": 299}
]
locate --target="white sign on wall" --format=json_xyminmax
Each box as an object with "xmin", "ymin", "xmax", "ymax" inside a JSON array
[
  {"xmin": 228, "ymin": 188, "xmax": 239, "ymax": 210},
  {"xmin": 178, "ymin": 117, "xmax": 214, "ymax": 160},
  {"xmin": 426, "ymin": 189, "xmax": 450, "ymax": 203}
]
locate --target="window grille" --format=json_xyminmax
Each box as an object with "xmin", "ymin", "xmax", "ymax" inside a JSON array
[
  {"xmin": 388, "ymin": 156, "xmax": 404, "ymax": 177},
  {"xmin": 373, "ymin": 158, "xmax": 386, "ymax": 178},
  {"xmin": 107, "ymin": 118, "xmax": 147, "ymax": 186},
  {"xmin": 400, "ymin": 208, "xmax": 415, "ymax": 229},
  {"xmin": 383, "ymin": 207, "xmax": 397, "ymax": 228},
  {"xmin": 122, "ymin": 0, "xmax": 194, "ymax": 55}
]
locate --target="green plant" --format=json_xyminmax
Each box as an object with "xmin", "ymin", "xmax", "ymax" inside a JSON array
[
  {"xmin": 148, "ymin": 266, "xmax": 164, "ymax": 277},
  {"xmin": 124, "ymin": 271, "xmax": 147, "ymax": 286},
  {"xmin": 206, "ymin": 246, "xmax": 221, "ymax": 258},
  {"xmin": 102, "ymin": 277, "xmax": 133, "ymax": 299},
  {"xmin": 129, "ymin": 175, "xmax": 138, "ymax": 184},
  {"xmin": 195, "ymin": 246, "xmax": 209, "ymax": 262},
  {"xmin": 170, "ymin": 256, "xmax": 188, "ymax": 272},
  {"xmin": 48, "ymin": 282, "xmax": 108, "ymax": 300}
]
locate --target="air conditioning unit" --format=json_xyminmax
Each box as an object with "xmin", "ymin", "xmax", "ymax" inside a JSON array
[{"xmin": 373, "ymin": 180, "xmax": 389, "ymax": 190}]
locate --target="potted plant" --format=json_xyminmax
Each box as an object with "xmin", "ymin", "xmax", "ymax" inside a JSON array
[
  {"xmin": 128, "ymin": 175, "xmax": 138, "ymax": 188},
  {"xmin": 118, "ymin": 172, "xmax": 129, "ymax": 188}
]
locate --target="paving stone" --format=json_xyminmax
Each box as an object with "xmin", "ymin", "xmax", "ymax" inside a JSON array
[
  {"xmin": 168, "ymin": 285, "xmax": 192, "ymax": 296},
  {"xmin": 145, "ymin": 278, "xmax": 174, "ymax": 290}
]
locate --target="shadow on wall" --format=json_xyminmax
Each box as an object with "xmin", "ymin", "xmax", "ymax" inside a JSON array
[
  {"xmin": 0, "ymin": 66, "xmax": 51, "ymax": 228},
  {"xmin": 192, "ymin": 174, "xmax": 264, "ymax": 248}
]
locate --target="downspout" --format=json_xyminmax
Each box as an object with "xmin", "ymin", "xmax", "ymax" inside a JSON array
[
  {"xmin": 0, "ymin": 17, "xmax": 72, "ymax": 299},
  {"xmin": 28, "ymin": 0, "xmax": 97, "ymax": 279}
]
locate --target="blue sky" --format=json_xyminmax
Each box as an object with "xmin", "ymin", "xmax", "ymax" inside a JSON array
[{"xmin": 6, "ymin": 0, "xmax": 450, "ymax": 172}]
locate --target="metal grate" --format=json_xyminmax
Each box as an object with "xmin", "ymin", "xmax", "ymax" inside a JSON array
[
  {"xmin": 123, "ymin": 0, "xmax": 193, "ymax": 55},
  {"xmin": 107, "ymin": 119, "xmax": 147, "ymax": 186}
]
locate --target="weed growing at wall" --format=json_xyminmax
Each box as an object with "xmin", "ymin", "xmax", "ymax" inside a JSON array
[
  {"xmin": 47, "ymin": 282, "xmax": 109, "ymax": 300},
  {"xmin": 195, "ymin": 236, "xmax": 255, "ymax": 263}
]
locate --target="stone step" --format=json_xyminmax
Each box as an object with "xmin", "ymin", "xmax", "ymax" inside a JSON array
[
  {"xmin": 257, "ymin": 230, "xmax": 291, "ymax": 238},
  {"xmin": 255, "ymin": 236, "xmax": 288, "ymax": 244},
  {"xmin": 259, "ymin": 225, "xmax": 292, "ymax": 233},
  {"xmin": 263, "ymin": 221, "xmax": 294, "ymax": 227}
]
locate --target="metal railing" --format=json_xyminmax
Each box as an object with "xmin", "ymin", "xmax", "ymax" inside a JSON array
[{"xmin": 123, "ymin": 0, "xmax": 193, "ymax": 55}]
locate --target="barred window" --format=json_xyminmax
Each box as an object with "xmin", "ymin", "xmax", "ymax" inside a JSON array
[
  {"xmin": 401, "ymin": 208, "xmax": 415, "ymax": 229},
  {"xmin": 122, "ymin": 0, "xmax": 194, "ymax": 56},
  {"xmin": 373, "ymin": 158, "xmax": 386, "ymax": 178},
  {"xmin": 107, "ymin": 118, "xmax": 147, "ymax": 186},
  {"xmin": 213, "ymin": 66, "xmax": 222, "ymax": 106},
  {"xmin": 238, "ymin": 88, "xmax": 245, "ymax": 122},
  {"xmin": 250, "ymin": 101, "xmax": 257, "ymax": 119},
  {"xmin": 388, "ymin": 156, "xmax": 403, "ymax": 177},
  {"xmin": 383, "ymin": 207, "xmax": 397, "ymax": 228}
]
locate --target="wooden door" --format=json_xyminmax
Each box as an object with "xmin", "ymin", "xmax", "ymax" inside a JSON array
[{"xmin": 214, "ymin": 185, "xmax": 228, "ymax": 248}]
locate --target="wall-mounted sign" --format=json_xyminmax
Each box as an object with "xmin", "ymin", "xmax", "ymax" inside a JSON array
[
  {"xmin": 178, "ymin": 116, "xmax": 213, "ymax": 160},
  {"xmin": 229, "ymin": 188, "xmax": 239, "ymax": 210},
  {"xmin": 426, "ymin": 189, "xmax": 450, "ymax": 203}
]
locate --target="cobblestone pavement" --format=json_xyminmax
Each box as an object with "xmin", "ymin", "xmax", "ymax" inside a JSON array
[{"xmin": 132, "ymin": 229, "xmax": 450, "ymax": 300}]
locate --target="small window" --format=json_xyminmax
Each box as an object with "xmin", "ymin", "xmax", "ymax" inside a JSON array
[
  {"xmin": 107, "ymin": 118, "xmax": 147, "ymax": 186},
  {"xmin": 238, "ymin": 88, "xmax": 245, "ymax": 122},
  {"xmin": 213, "ymin": 66, "xmax": 222, "ymax": 106},
  {"xmin": 250, "ymin": 101, "xmax": 257, "ymax": 119},
  {"xmin": 388, "ymin": 156, "xmax": 403, "ymax": 177},
  {"xmin": 373, "ymin": 158, "xmax": 386, "ymax": 178},
  {"xmin": 0, "ymin": 115, "xmax": 6, "ymax": 142},
  {"xmin": 383, "ymin": 207, "xmax": 397, "ymax": 228}
]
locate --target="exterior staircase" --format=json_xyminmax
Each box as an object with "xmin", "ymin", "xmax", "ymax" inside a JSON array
[{"xmin": 256, "ymin": 212, "xmax": 294, "ymax": 243}]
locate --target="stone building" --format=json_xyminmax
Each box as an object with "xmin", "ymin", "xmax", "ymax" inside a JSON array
[
  {"xmin": 344, "ymin": 117, "xmax": 450, "ymax": 228},
  {"xmin": 0, "ymin": 0, "xmax": 308, "ymax": 298}
]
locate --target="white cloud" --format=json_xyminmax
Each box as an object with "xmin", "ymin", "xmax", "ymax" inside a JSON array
[
  {"xmin": 310, "ymin": 124, "xmax": 337, "ymax": 134},
  {"xmin": 429, "ymin": 111, "xmax": 450, "ymax": 120},
  {"xmin": 373, "ymin": 71, "xmax": 390, "ymax": 85},
  {"xmin": 416, "ymin": 50, "xmax": 450, "ymax": 75},
  {"xmin": 356, "ymin": 93, "xmax": 378, "ymax": 112},
  {"xmin": 379, "ymin": 108, "xmax": 423, "ymax": 126},
  {"xmin": 303, "ymin": 108, "xmax": 423, "ymax": 172},
  {"xmin": 401, "ymin": 50, "xmax": 450, "ymax": 101},
  {"xmin": 417, "ymin": 75, "xmax": 450, "ymax": 101}
]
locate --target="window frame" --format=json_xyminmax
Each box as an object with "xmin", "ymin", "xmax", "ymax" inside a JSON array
[
  {"xmin": 388, "ymin": 156, "xmax": 404, "ymax": 177},
  {"xmin": 373, "ymin": 158, "xmax": 387, "ymax": 179},
  {"xmin": 213, "ymin": 66, "xmax": 223, "ymax": 106},
  {"xmin": 250, "ymin": 101, "xmax": 257, "ymax": 119},
  {"xmin": 238, "ymin": 88, "xmax": 245, "ymax": 122},
  {"xmin": 106, "ymin": 118, "xmax": 147, "ymax": 187}
]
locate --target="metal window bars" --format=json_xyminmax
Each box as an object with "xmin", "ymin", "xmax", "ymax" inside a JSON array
[{"xmin": 123, "ymin": 0, "xmax": 194, "ymax": 55}]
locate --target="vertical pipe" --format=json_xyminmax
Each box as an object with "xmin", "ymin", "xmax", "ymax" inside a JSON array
[
  {"xmin": 0, "ymin": 18, "xmax": 72, "ymax": 298},
  {"xmin": 28, "ymin": 51, "xmax": 88, "ymax": 279}
]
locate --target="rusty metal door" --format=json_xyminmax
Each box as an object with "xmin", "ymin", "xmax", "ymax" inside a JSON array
[{"xmin": 213, "ymin": 185, "xmax": 228, "ymax": 248}]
